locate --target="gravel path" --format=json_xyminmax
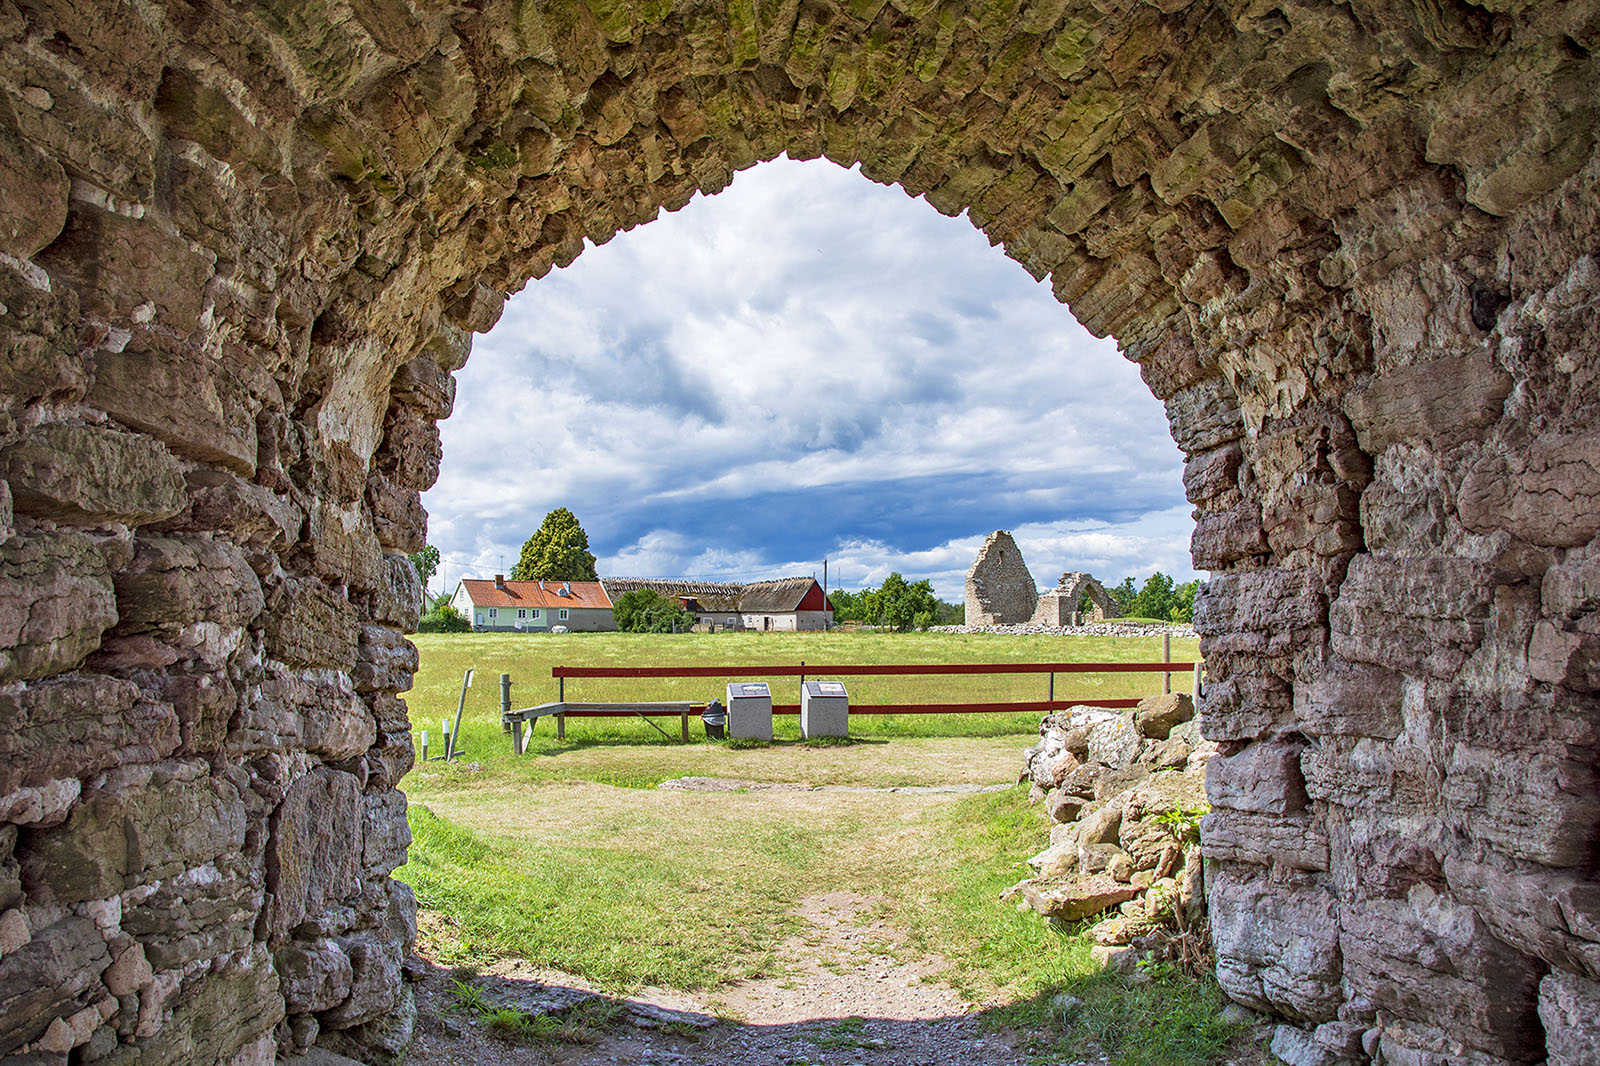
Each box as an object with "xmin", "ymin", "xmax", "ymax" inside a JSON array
[{"xmin": 404, "ymin": 891, "xmax": 1048, "ymax": 1066}]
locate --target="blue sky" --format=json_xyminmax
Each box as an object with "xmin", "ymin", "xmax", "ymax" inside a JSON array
[{"xmin": 421, "ymin": 156, "xmax": 1197, "ymax": 602}]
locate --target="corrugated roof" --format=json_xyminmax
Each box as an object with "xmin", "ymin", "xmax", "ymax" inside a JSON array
[{"xmin": 458, "ymin": 579, "xmax": 612, "ymax": 610}]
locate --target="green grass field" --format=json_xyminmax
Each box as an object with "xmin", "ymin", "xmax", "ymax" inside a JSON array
[
  {"xmin": 404, "ymin": 629, "xmax": 1199, "ymax": 767},
  {"xmin": 396, "ymin": 630, "xmax": 1237, "ymax": 1066}
]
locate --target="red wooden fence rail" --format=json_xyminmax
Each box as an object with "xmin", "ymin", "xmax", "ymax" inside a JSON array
[
  {"xmin": 552, "ymin": 661, "xmax": 1195, "ymax": 678},
  {"xmin": 504, "ymin": 658, "xmax": 1200, "ymax": 745},
  {"xmin": 545, "ymin": 661, "xmax": 1196, "ymax": 717}
]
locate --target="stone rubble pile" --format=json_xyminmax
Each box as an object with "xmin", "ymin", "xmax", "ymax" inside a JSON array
[{"xmin": 1006, "ymin": 694, "xmax": 1213, "ymax": 967}]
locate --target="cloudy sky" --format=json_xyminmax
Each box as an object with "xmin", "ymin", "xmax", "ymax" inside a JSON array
[{"xmin": 421, "ymin": 156, "xmax": 1197, "ymax": 602}]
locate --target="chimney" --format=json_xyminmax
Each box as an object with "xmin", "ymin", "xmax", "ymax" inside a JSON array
[{"xmin": 494, "ymin": 574, "xmax": 505, "ymax": 589}]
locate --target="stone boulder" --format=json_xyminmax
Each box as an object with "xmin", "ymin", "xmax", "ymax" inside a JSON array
[
  {"xmin": 1021, "ymin": 876, "xmax": 1143, "ymax": 922},
  {"xmin": 1133, "ymin": 691, "xmax": 1195, "ymax": 739}
]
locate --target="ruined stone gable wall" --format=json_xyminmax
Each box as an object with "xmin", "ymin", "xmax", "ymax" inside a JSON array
[
  {"xmin": 1, "ymin": 1, "xmax": 1598, "ymax": 1063},
  {"xmin": 966, "ymin": 531, "xmax": 1040, "ymax": 625}
]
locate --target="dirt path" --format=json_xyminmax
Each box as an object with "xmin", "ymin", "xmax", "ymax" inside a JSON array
[{"xmin": 404, "ymin": 891, "xmax": 1052, "ymax": 1066}]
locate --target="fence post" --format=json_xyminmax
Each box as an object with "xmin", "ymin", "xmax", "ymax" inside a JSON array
[
  {"xmin": 501, "ymin": 673, "xmax": 511, "ymax": 730},
  {"xmin": 1193, "ymin": 661, "xmax": 1203, "ymax": 702},
  {"xmin": 1048, "ymin": 671, "xmax": 1054, "ymax": 704},
  {"xmin": 441, "ymin": 717, "xmax": 451, "ymax": 760},
  {"xmin": 452, "ymin": 668, "xmax": 474, "ymax": 756},
  {"xmin": 557, "ymin": 712, "xmax": 566, "ymax": 741},
  {"xmin": 680, "ymin": 710, "xmax": 689, "ymax": 742},
  {"xmin": 1162, "ymin": 633, "xmax": 1172, "ymax": 694},
  {"xmin": 512, "ymin": 718, "xmax": 523, "ymax": 755},
  {"xmin": 420, "ymin": 730, "xmax": 429, "ymax": 762}
]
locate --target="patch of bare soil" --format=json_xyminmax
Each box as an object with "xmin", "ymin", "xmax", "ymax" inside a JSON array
[{"xmin": 404, "ymin": 892, "xmax": 1040, "ymax": 1066}]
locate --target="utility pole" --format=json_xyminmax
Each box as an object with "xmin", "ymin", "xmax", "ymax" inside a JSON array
[{"xmin": 823, "ymin": 558, "xmax": 829, "ymax": 630}]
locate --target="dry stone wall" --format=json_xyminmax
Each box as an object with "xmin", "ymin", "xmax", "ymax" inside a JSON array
[{"xmin": 0, "ymin": 1, "xmax": 1597, "ymax": 1063}]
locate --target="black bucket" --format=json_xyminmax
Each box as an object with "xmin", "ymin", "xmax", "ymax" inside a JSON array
[{"xmin": 702, "ymin": 698, "xmax": 727, "ymax": 739}]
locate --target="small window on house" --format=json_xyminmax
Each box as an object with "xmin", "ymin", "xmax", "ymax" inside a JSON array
[
  {"xmin": 488, "ymin": 608, "xmax": 497, "ymax": 619},
  {"xmin": 558, "ymin": 608, "xmax": 569, "ymax": 620},
  {"xmin": 517, "ymin": 609, "xmax": 527, "ymax": 619},
  {"xmin": 532, "ymin": 609, "xmax": 541, "ymax": 619}
]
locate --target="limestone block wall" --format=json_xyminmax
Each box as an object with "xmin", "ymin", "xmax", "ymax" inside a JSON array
[
  {"xmin": 0, "ymin": 1, "xmax": 1597, "ymax": 1064},
  {"xmin": 966, "ymin": 531, "xmax": 1040, "ymax": 625},
  {"xmin": 1032, "ymin": 572, "xmax": 1120, "ymax": 625}
]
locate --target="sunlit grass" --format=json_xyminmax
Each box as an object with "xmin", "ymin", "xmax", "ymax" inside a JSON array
[{"xmin": 403, "ymin": 629, "xmax": 1199, "ymax": 775}]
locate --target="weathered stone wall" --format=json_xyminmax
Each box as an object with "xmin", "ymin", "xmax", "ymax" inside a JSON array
[
  {"xmin": 1032, "ymin": 571, "xmax": 1120, "ymax": 625},
  {"xmin": 0, "ymin": 0, "xmax": 1597, "ymax": 1063},
  {"xmin": 966, "ymin": 531, "xmax": 1040, "ymax": 625}
]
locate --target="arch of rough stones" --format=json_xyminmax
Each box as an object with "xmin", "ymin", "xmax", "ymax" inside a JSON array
[{"xmin": 0, "ymin": 0, "xmax": 1597, "ymax": 1063}]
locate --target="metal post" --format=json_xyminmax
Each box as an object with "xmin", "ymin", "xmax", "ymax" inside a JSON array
[
  {"xmin": 1048, "ymin": 671, "xmax": 1055, "ymax": 704},
  {"xmin": 500, "ymin": 673, "xmax": 511, "ymax": 733},
  {"xmin": 420, "ymin": 730, "xmax": 429, "ymax": 762},
  {"xmin": 1162, "ymin": 633, "xmax": 1172, "ymax": 694},
  {"xmin": 451, "ymin": 668, "xmax": 474, "ymax": 758},
  {"xmin": 441, "ymin": 717, "xmax": 451, "ymax": 760}
]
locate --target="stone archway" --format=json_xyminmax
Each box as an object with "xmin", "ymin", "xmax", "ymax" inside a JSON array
[{"xmin": 1, "ymin": 2, "xmax": 1597, "ymax": 1064}]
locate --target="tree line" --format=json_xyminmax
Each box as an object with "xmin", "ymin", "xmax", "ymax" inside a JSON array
[
  {"xmin": 828, "ymin": 573, "xmax": 963, "ymax": 631},
  {"xmin": 1099, "ymin": 572, "xmax": 1202, "ymax": 623},
  {"xmin": 408, "ymin": 507, "xmax": 1203, "ymax": 632}
]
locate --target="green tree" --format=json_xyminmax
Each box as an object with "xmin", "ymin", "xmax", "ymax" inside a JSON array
[
  {"xmin": 1170, "ymin": 580, "xmax": 1202, "ymax": 623},
  {"xmin": 408, "ymin": 544, "xmax": 440, "ymax": 589},
  {"xmin": 416, "ymin": 602, "xmax": 471, "ymax": 633},
  {"xmin": 511, "ymin": 508, "xmax": 598, "ymax": 582},
  {"xmin": 1130, "ymin": 572, "xmax": 1176, "ymax": 620},
  {"xmin": 612, "ymin": 588, "xmax": 695, "ymax": 633},
  {"xmin": 865, "ymin": 572, "xmax": 940, "ymax": 631},
  {"xmin": 827, "ymin": 588, "xmax": 864, "ymax": 622},
  {"xmin": 1109, "ymin": 577, "xmax": 1138, "ymax": 614}
]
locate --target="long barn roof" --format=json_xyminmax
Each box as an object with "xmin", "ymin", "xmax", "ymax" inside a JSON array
[{"xmin": 600, "ymin": 576, "xmax": 827, "ymax": 613}]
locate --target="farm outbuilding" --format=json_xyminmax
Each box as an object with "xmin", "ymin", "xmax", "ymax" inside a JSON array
[{"xmin": 601, "ymin": 576, "xmax": 834, "ymax": 631}]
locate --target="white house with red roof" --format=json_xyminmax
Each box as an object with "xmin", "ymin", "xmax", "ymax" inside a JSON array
[{"xmin": 448, "ymin": 575, "xmax": 617, "ymax": 632}]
